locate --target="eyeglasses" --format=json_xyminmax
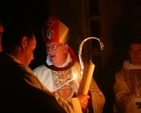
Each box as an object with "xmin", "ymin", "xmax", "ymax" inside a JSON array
[
  {"xmin": 46, "ymin": 44, "xmax": 62, "ymax": 51},
  {"xmin": 130, "ymin": 49, "xmax": 141, "ymax": 54}
]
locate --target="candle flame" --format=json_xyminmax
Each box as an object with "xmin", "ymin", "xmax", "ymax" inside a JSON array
[{"xmin": 74, "ymin": 73, "xmax": 77, "ymax": 79}]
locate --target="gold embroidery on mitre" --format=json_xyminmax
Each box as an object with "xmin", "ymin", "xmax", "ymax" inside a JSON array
[
  {"xmin": 46, "ymin": 18, "xmax": 55, "ymax": 40},
  {"xmin": 46, "ymin": 28, "xmax": 54, "ymax": 40}
]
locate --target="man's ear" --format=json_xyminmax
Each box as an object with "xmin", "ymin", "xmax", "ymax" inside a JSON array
[
  {"xmin": 63, "ymin": 44, "xmax": 68, "ymax": 52},
  {"xmin": 21, "ymin": 37, "xmax": 28, "ymax": 49}
]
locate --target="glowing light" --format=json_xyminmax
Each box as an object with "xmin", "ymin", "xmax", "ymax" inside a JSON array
[{"xmin": 73, "ymin": 73, "xmax": 77, "ymax": 79}]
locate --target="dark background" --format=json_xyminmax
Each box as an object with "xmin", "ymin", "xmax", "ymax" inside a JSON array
[
  {"xmin": 0, "ymin": 0, "xmax": 49, "ymax": 69},
  {"xmin": 1, "ymin": 0, "xmax": 141, "ymax": 113}
]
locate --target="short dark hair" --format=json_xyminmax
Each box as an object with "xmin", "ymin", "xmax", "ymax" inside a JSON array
[
  {"xmin": 2, "ymin": 23, "xmax": 34, "ymax": 51},
  {"xmin": 128, "ymin": 38, "xmax": 141, "ymax": 49}
]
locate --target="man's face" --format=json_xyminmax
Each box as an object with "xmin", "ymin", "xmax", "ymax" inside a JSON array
[
  {"xmin": 129, "ymin": 43, "xmax": 141, "ymax": 65},
  {"xmin": 0, "ymin": 24, "xmax": 4, "ymax": 52},
  {"xmin": 46, "ymin": 42, "xmax": 68, "ymax": 66},
  {"xmin": 24, "ymin": 36, "xmax": 36, "ymax": 66}
]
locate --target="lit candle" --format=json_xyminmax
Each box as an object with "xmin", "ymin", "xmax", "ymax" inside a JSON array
[
  {"xmin": 78, "ymin": 60, "xmax": 95, "ymax": 94},
  {"xmin": 53, "ymin": 73, "xmax": 77, "ymax": 92}
]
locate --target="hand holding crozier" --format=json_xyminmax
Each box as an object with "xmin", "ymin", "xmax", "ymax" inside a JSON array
[{"xmin": 78, "ymin": 60, "xmax": 95, "ymax": 94}]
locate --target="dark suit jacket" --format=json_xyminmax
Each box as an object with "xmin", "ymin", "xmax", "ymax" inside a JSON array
[{"xmin": 0, "ymin": 52, "xmax": 66, "ymax": 113}]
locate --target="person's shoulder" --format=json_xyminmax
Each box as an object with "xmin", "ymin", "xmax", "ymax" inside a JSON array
[
  {"xmin": 120, "ymin": 68, "xmax": 128, "ymax": 73},
  {"xmin": 4, "ymin": 60, "xmax": 33, "ymax": 77},
  {"xmin": 74, "ymin": 61, "xmax": 80, "ymax": 67},
  {"xmin": 33, "ymin": 64, "xmax": 51, "ymax": 77},
  {"xmin": 19, "ymin": 64, "xmax": 34, "ymax": 74},
  {"xmin": 74, "ymin": 61, "xmax": 80, "ymax": 65},
  {"xmin": 33, "ymin": 64, "xmax": 47, "ymax": 72},
  {"xmin": 115, "ymin": 68, "xmax": 129, "ymax": 78}
]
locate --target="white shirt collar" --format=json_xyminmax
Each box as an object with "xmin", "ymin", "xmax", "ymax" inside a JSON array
[{"xmin": 123, "ymin": 60, "xmax": 141, "ymax": 70}]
